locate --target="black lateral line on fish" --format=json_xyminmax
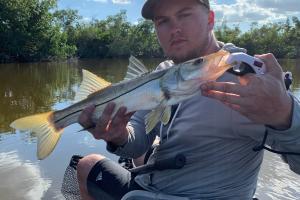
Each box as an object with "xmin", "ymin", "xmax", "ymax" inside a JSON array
[{"xmin": 54, "ymin": 71, "xmax": 167, "ymax": 124}]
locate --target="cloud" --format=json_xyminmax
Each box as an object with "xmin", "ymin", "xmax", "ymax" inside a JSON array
[
  {"xmin": 212, "ymin": 0, "xmax": 300, "ymax": 24},
  {"xmin": 112, "ymin": 0, "xmax": 131, "ymax": 4},
  {"xmin": 87, "ymin": 0, "xmax": 131, "ymax": 4},
  {"xmin": 254, "ymin": 0, "xmax": 300, "ymax": 12},
  {"xmin": 87, "ymin": 0, "xmax": 107, "ymax": 2}
]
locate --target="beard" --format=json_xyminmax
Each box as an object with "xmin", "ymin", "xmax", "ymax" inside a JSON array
[
  {"xmin": 167, "ymin": 45, "xmax": 203, "ymax": 64},
  {"xmin": 166, "ymin": 35, "xmax": 213, "ymax": 64},
  {"xmin": 169, "ymin": 48, "xmax": 202, "ymax": 64}
]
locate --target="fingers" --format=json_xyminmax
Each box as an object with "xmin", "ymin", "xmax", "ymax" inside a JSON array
[
  {"xmin": 79, "ymin": 102, "xmax": 134, "ymax": 142},
  {"xmin": 110, "ymin": 107, "xmax": 127, "ymax": 127},
  {"xmin": 201, "ymin": 81, "xmax": 248, "ymax": 97},
  {"xmin": 254, "ymin": 53, "xmax": 283, "ymax": 76},
  {"xmin": 223, "ymin": 102, "xmax": 242, "ymax": 112},
  {"xmin": 78, "ymin": 105, "xmax": 96, "ymax": 129},
  {"xmin": 95, "ymin": 102, "xmax": 116, "ymax": 132},
  {"xmin": 200, "ymin": 81, "xmax": 255, "ymax": 108},
  {"xmin": 206, "ymin": 91, "xmax": 251, "ymax": 116},
  {"xmin": 204, "ymin": 90, "xmax": 247, "ymax": 105},
  {"xmin": 125, "ymin": 112, "xmax": 136, "ymax": 121}
]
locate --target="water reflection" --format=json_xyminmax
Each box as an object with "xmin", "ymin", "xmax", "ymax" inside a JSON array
[
  {"xmin": 0, "ymin": 62, "xmax": 79, "ymax": 132},
  {"xmin": 0, "ymin": 58, "xmax": 161, "ymax": 133},
  {"xmin": 0, "ymin": 151, "xmax": 51, "ymax": 200}
]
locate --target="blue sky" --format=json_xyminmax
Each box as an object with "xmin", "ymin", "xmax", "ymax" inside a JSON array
[{"xmin": 57, "ymin": 0, "xmax": 300, "ymax": 30}]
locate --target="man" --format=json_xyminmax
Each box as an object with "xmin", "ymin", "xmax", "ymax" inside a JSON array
[{"xmin": 77, "ymin": 0, "xmax": 300, "ymax": 199}]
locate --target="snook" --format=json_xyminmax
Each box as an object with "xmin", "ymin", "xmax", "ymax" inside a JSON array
[{"xmin": 10, "ymin": 50, "xmax": 231, "ymax": 159}]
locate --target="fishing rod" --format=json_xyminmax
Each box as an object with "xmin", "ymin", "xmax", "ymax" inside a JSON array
[{"xmin": 129, "ymin": 154, "xmax": 186, "ymax": 175}]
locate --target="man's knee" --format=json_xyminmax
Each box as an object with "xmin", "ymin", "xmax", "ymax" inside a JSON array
[{"xmin": 77, "ymin": 154, "xmax": 106, "ymax": 183}]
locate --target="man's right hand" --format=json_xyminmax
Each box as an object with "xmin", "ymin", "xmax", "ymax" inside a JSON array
[{"xmin": 78, "ymin": 102, "xmax": 135, "ymax": 146}]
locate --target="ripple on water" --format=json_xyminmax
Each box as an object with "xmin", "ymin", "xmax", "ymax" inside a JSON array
[{"xmin": 255, "ymin": 152, "xmax": 300, "ymax": 200}]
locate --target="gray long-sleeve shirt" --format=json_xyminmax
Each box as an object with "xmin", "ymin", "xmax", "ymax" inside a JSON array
[{"xmin": 108, "ymin": 44, "xmax": 300, "ymax": 199}]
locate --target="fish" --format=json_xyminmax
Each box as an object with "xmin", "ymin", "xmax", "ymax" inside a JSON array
[{"xmin": 10, "ymin": 49, "xmax": 232, "ymax": 160}]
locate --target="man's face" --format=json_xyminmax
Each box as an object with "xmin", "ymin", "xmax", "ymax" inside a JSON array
[{"xmin": 153, "ymin": 0, "xmax": 214, "ymax": 63}]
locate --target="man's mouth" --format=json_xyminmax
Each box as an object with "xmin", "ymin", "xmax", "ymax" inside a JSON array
[{"xmin": 170, "ymin": 39, "xmax": 187, "ymax": 47}]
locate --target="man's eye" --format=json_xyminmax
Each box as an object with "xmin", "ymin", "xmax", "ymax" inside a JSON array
[
  {"xmin": 158, "ymin": 20, "xmax": 165, "ymax": 25},
  {"xmin": 157, "ymin": 19, "xmax": 168, "ymax": 26},
  {"xmin": 179, "ymin": 13, "xmax": 191, "ymax": 18}
]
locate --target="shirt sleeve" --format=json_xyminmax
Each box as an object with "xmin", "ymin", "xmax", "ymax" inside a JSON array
[
  {"xmin": 106, "ymin": 110, "xmax": 158, "ymax": 159},
  {"xmin": 266, "ymin": 94, "xmax": 300, "ymax": 174}
]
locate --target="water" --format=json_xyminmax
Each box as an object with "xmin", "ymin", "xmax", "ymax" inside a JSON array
[{"xmin": 0, "ymin": 58, "xmax": 299, "ymax": 200}]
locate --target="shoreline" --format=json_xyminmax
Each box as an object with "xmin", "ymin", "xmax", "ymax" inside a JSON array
[{"xmin": 1, "ymin": 56, "xmax": 299, "ymax": 65}]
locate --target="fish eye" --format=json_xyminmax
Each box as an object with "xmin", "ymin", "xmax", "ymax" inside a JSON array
[{"xmin": 193, "ymin": 58, "xmax": 203, "ymax": 65}]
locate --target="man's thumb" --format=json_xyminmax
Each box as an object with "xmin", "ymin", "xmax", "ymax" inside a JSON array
[{"xmin": 254, "ymin": 53, "xmax": 283, "ymax": 77}]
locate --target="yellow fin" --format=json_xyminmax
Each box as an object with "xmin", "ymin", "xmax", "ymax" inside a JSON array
[
  {"xmin": 10, "ymin": 112, "xmax": 63, "ymax": 160},
  {"xmin": 161, "ymin": 106, "xmax": 171, "ymax": 125},
  {"xmin": 145, "ymin": 106, "xmax": 171, "ymax": 134},
  {"xmin": 145, "ymin": 108, "xmax": 161, "ymax": 134},
  {"xmin": 75, "ymin": 69, "xmax": 111, "ymax": 102}
]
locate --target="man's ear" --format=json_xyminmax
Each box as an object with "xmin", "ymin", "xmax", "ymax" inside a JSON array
[{"xmin": 208, "ymin": 10, "xmax": 215, "ymax": 30}]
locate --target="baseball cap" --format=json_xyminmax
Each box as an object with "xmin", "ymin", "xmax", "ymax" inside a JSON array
[{"xmin": 142, "ymin": 0, "xmax": 210, "ymax": 20}]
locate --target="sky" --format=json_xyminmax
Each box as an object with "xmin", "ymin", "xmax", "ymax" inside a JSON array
[{"xmin": 57, "ymin": 0, "xmax": 300, "ymax": 30}]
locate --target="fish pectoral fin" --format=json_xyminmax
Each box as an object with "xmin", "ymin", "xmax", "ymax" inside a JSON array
[
  {"xmin": 161, "ymin": 106, "xmax": 171, "ymax": 125},
  {"xmin": 145, "ymin": 108, "xmax": 162, "ymax": 134},
  {"xmin": 145, "ymin": 105, "xmax": 171, "ymax": 134},
  {"xmin": 74, "ymin": 69, "xmax": 111, "ymax": 102},
  {"xmin": 10, "ymin": 112, "xmax": 63, "ymax": 160},
  {"xmin": 124, "ymin": 56, "xmax": 149, "ymax": 81}
]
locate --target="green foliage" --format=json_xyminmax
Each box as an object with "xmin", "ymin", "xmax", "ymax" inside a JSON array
[
  {"xmin": 129, "ymin": 19, "xmax": 162, "ymax": 57},
  {"xmin": 0, "ymin": 0, "xmax": 76, "ymax": 62},
  {"xmin": 47, "ymin": 26, "xmax": 77, "ymax": 59},
  {"xmin": 75, "ymin": 21, "xmax": 112, "ymax": 58},
  {"xmin": 0, "ymin": 0, "xmax": 299, "ymax": 63},
  {"xmin": 216, "ymin": 19, "xmax": 300, "ymax": 59},
  {"xmin": 215, "ymin": 23, "xmax": 241, "ymax": 45},
  {"xmin": 73, "ymin": 11, "xmax": 162, "ymax": 58}
]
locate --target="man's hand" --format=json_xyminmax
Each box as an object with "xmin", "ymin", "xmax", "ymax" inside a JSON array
[
  {"xmin": 78, "ymin": 102, "xmax": 135, "ymax": 146},
  {"xmin": 200, "ymin": 53, "xmax": 293, "ymax": 129}
]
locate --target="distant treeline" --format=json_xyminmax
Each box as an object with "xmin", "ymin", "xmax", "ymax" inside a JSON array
[{"xmin": 0, "ymin": 0, "xmax": 299, "ymax": 63}]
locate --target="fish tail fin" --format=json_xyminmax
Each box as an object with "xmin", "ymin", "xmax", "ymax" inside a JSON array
[{"xmin": 10, "ymin": 112, "xmax": 63, "ymax": 160}]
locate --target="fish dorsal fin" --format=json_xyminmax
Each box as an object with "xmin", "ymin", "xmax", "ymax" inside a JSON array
[
  {"xmin": 145, "ymin": 105, "xmax": 171, "ymax": 134},
  {"xmin": 75, "ymin": 69, "xmax": 111, "ymax": 101},
  {"xmin": 124, "ymin": 56, "xmax": 149, "ymax": 81}
]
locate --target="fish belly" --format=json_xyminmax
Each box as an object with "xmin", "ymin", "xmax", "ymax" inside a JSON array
[
  {"xmin": 54, "ymin": 79, "xmax": 163, "ymax": 128},
  {"xmin": 93, "ymin": 79, "xmax": 163, "ymax": 120}
]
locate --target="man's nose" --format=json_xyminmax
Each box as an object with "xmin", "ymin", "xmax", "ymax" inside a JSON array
[{"xmin": 169, "ymin": 19, "xmax": 182, "ymax": 35}]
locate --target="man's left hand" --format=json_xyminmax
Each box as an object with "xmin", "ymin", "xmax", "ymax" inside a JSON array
[{"xmin": 200, "ymin": 53, "xmax": 293, "ymax": 129}]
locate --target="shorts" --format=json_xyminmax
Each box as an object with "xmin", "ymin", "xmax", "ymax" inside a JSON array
[{"xmin": 87, "ymin": 158, "xmax": 144, "ymax": 200}]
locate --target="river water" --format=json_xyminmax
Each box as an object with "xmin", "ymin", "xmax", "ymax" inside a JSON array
[{"xmin": 0, "ymin": 58, "xmax": 299, "ymax": 200}]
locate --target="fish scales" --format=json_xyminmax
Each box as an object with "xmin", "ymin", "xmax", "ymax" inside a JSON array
[{"xmin": 53, "ymin": 68, "xmax": 168, "ymax": 129}]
